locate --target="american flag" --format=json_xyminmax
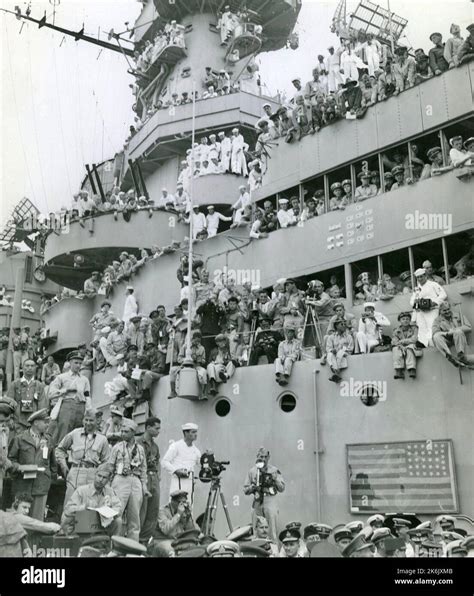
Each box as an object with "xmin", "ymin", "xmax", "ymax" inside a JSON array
[{"xmin": 347, "ymin": 440, "xmax": 458, "ymax": 514}]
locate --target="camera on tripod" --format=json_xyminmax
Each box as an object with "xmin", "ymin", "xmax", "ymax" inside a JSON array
[{"xmin": 199, "ymin": 450, "xmax": 230, "ymax": 483}]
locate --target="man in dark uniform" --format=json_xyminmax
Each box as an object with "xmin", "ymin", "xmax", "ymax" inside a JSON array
[
  {"xmin": 7, "ymin": 359, "xmax": 48, "ymax": 430},
  {"xmin": 428, "ymin": 32, "xmax": 449, "ymax": 75},
  {"xmin": 138, "ymin": 416, "xmax": 161, "ymax": 544},
  {"xmin": 47, "ymin": 351, "xmax": 91, "ymax": 445},
  {"xmin": 8, "ymin": 409, "xmax": 56, "ymax": 520}
]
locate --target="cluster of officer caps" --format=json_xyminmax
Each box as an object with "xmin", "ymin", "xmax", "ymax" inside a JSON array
[{"xmin": 102, "ymin": 512, "xmax": 473, "ymax": 558}]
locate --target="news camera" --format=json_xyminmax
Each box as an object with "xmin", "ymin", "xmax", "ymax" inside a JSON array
[{"xmin": 199, "ymin": 451, "xmax": 230, "ymax": 483}]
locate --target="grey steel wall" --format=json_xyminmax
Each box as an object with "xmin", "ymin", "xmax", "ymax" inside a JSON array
[
  {"xmin": 43, "ymin": 298, "xmax": 95, "ymax": 354},
  {"xmin": 254, "ymin": 63, "xmax": 474, "ymax": 200},
  {"xmin": 89, "ymin": 341, "xmax": 473, "ymax": 535},
  {"xmin": 44, "ymin": 210, "xmax": 188, "ymax": 266}
]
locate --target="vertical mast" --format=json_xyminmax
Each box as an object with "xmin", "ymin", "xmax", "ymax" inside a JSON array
[{"xmin": 185, "ymin": 81, "xmax": 197, "ymax": 361}]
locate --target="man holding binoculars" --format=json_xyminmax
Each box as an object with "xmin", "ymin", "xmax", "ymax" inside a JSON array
[{"xmin": 243, "ymin": 447, "xmax": 285, "ymax": 542}]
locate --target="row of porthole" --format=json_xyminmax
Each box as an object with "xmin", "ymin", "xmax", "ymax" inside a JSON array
[{"xmin": 215, "ymin": 384, "xmax": 381, "ymax": 417}]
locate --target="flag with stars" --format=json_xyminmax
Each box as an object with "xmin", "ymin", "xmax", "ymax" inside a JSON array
[{"xmin": 347, "ymin": 440, "xmax": 458, "ymax": 513}]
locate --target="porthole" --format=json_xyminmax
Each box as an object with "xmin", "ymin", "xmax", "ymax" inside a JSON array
[
  {"xmin": 358, "ymin": 383, "xmax": 381, "ymax": 407},
  {"xmin": 279, "ymin": 393, "xmax": 296, "ymax": 413},
  {"xmin": 215, "ymin": 399, "xmax": 231, "ymax": 417}
]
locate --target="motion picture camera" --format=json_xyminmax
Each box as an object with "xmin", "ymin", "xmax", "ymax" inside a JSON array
[{"xmin": 199, "ymin": 451, "xmax": 230, "ymax": 483}]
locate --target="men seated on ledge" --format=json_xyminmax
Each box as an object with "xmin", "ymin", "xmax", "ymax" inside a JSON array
[{"xmin": 432, "ymin": 302, "xmax": 472, "ymax": 368}]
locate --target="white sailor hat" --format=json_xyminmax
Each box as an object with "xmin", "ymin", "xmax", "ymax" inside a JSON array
[
  {"xmin": 463, "ymin": 136, "xmax": 474, "ymax": 148},
  {"xmin": 232, "ymin": 127, "xmax": 239, "ymax": 133},
  {"xmin": 279, "ymin": 198, "xmax": 289, "ymax": 204},
  {"xmin": 207, "ymin": 205, "xmax": 215, "ymax": 210},
  {"xmin": 218, "ymin": 131, "xmax": 225, "ymax": 136},
  {"xmin": 363, "ymin": 302, "xmax": 375, "ymax": 309},
  {"xmin": 162, "ymin": 187, "xmax": 168, "ymax": 192},
  {"xmin": 414, "ymin": 268, "xmax": 427, "ymax": 277},
  {"xmin": 291, "ymin": 76, "xmax": 301, "ymax": 83},
  {"xmin": 182, "ymin": 422, "xmax": 198, "ymax": 431},
  {"xmin": 181, "ymin": 160, "xmax": 188, "ymax": 165},
  {"xmin": 367, "ymin": 514, "xmax": 385, "ymax": 526},
  {"xmin": 262, "ymin": 103, "xmax": 271, "ymax": 109},
  {"xmin": 275, "ymin": 278, "xmax": 287, "ymax": 285},
  {"xmin": 239, "ymin": 185, "xmax": 247, "ymax": 190},
  {"xmin": 121, "ymin": 418, "xmax": 137, "ymax": 431}
]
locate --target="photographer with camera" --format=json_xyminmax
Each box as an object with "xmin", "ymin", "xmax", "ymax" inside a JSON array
[
  {"xmin": 410, "ymin": 268, "xmax": 447, "ymax": 347},
  {"xmin": 162, "ymin": 423, "xmax": 201, "ymax": 505},
  {"xmin": 356, "ymin": 302, "xmax": 390, "ymax": 354},
  {"xmin": 153, "ymin": 490, "xmax": 199, "ymax": 556},
  {"xmin": 243, "ymin": 447, "xmax": 285, "ymax": 542}
]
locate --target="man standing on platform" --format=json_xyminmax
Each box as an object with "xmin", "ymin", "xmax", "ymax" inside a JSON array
[
  {"xmin": 55, "ymin": 409, "xmax": 110, "ymax": 506},
  {"xmin": 47, "ymin": 351, "xmax": 91, "ymax": 445},
  {"xmin": 109, "ymin": 418, "xmax": 149, "ymax": 542},
  {"xmin": 161, "ymin": 423, "xmax": 201, "ymax": 506},
  {"xmin": 244, "ymin": 447, "xmax": 285, "ymax": 542},
  {"xmin": 138, "ymin": 416, "xmax": 161, "ymax": 544},
  {"xmin": 8, "ymin": 409, "xmax": 56, "ymax": 521},
  {"xmin": 7, "ymin": 359, "xmax": 48, "ymax": 430}
]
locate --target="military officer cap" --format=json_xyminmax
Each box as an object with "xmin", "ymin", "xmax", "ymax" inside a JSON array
[
  {"xmin": 330, "ymin": 182, "xmax": 342, "ymax": 191},
  {"xmin": 121, "ymin": 418, "xmax": 137, "ymax": 432},
  {"xmin": 171, "ymin": 529, "xmax": 200, "ymax": 551},
  {"xmin": 279, "ymin": 528, "xmax": 301, "ymax": 543},
  {"xmin": 367, "ymin": 514, "xmax": 385, "ymax": 526},
  {"xmin": 27, "ymin": 408, "xmax": 50, "ymax": 425},
  {"xmin": 342, "ymin": 179, "xmax": 351, "ymax": 186},
  {"xmin": 393, "ymin": 517, "xmax": 412, "ymax": 528},
  {"xmin": 416, "ymin": 521, "xmax": 432, "ymax": 532},
  {"xmin": 100, "ymin": 300, "xmax": 112, "ymax": 308},
  {"xmin": 313, "ymin": 189, "xmax": 325, "ymax": 198},
  {"xmin": 345, "ymin": 520, "xmax": 364, "ymax": 534},
  {"xmin": 170, "ymin": 489, "xmax": 189, "ymax": 500},
  {"xmin": 182, "ymin": 422, "xmax": 198, "ymax": 431},
  {"xmin": 399, "ymin": 270, "xmax": 411, "ymax": 282},
  {"xmin": 111, "ymin": 536, "xmax": 147, "ymax": 556},
  {"xmin": 436, "ymin": 514, "xmax": 455, "ymax": 526},
  {"xmin": 284, "ymin": 278, "xmax": 295, "ymax": 285},
  {"xmin": 306, "ymin": 523, "xmax": 332, "ymax": 539},
  {"xmin": 353, "ymin": 542, "xmax": 375, "ymax": 555},
  {"xmin": 0, "ymin": 396, "xmax": 17, "ymax": 416},
  {"xmin": 239, "ymin": 541, "xmax": 271, "ymax": 558},
  {"xmin": 176, "ymin": 547, "xmax": 206, "ymax": 558},
  {"xmin": 215, "ymin": 334, "xmax": 227, "ymax": 343},
  {"xmin": 91, "ymin": 271, "xmax": 100, "ymax": 276},
  {"xmin": 67, "ymin": 350, "xmax": 83, "ymax": 362},
  {"xmin": 414, "ymin": 267, "xmax": 426, "ymax": 277},
  {"xmin": 429, "ymin": 32, "xmax": 442, "ymax": 41},
  {"xmin": 391, "ymin": 165, "xmax": 404, "ymax": 176},
  {"xmin": 341, "ymin": 534, "xmax": 367, "ymax": 557},
  {"xmin": 285, "ymin": 521, "xmax": 302, "ymax": 531},
  {"xmin": 394, "ymin": 45, "xmax": 408, "ymax": 54},
  {"xmin": 227, "ymin": 525, "xmax": 253, "ymax": 542},
  {"xmin": 426, "ymin": 146, "xmax": 442, "ymax": 159},
  {"xmin": 398, "ymin": 311, "xmax": 412, "ymax": 321},
  {"xmin": 333, "ymin": 528, "xmax": 353, "ymax": 543},
  {"xmin": 446, "ymin": 540, "xmax": 466, "ymax": 556},
  {"xmin": 357, "ymin": 171, "xmax": 370, "ymax": 179},
  {"xmin": 126, "ymin": 344, "xmax": 139, "ymax": 353},
  {"xmin": 407, "ymin": 528, "xmax": 426, "ymax": 540},
  {"xmin": 206, "ymin": 540, "xmax": 241, "ymax": 557},
  {"xmin": 383, "ymin": 171, "xmax": 394, "ymax": 179},
  {"xmin": 371, "ymin": 527, "xmax": 392, "ymax": 544},
  {"xmin": 461, "ymin": 535, "xmax": 474, "ymax": 551},
  {"xmin": 463, "ymin": 136, "xmax": 474, "ymax": 149},
  {"xmin": 443, "ymin": 531, "xmax": 463, "ymax": 542}
]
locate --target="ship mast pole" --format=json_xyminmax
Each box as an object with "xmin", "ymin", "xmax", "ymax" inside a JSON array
[
  {"xmin": 386, "ymin": 0, "xmax": 395, "ymax": 54},
  {"xmin": 185, "ymin": 80, "xmax": 197, "ymax": 361}
]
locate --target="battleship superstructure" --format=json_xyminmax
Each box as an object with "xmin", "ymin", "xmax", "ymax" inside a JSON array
[{"xmin": 3, "ymin": 0, "xmax": 473, "ymax": 541}]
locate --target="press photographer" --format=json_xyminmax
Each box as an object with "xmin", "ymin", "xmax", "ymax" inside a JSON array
[
  {"xmin": 243, "ymin": 447, "xmax": 285, "ymax": 542},
  {"xmin": 153, "ymin": 489, "xmax": 199, "ymax": 556}
]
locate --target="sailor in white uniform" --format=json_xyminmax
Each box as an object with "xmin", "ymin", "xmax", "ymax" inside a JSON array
[
  {"xmin": 410, "ymin": 268, "xmax": 447, "ymax": 347},
  {"xmin": 161, "ymin": 423, "xmax": 201, "ymax": 505}
]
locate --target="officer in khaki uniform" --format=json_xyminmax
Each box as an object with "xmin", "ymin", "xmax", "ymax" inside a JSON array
[
  {"xmin": 7, "ymin": 359, "xmax": 48, "ymax": 429},
  {"xmin": 243, "ymin": 447, "xmax": 285, "ymax": 542},
  {"xmin": 8, "ymin": 409, "xmax": 56, "ymax": 521},
  {"xmin": 108, "ymin": 418, "xmax": 149, "ymax": 542}
]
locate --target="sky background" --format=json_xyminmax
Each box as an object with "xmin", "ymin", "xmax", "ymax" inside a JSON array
[{"xmin": 1, "ymin": 0, "xmax": 472, "ymax": 225}]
